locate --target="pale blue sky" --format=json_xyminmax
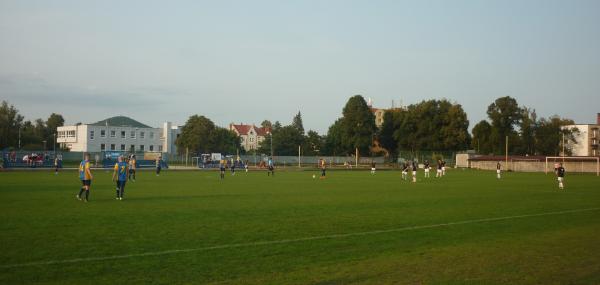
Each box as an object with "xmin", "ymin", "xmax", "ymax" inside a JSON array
[{"xmin": 1, "ymin": 0, "xmax": 599, "ymax": 133}]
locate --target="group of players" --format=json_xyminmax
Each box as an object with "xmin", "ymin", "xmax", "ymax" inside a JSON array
[
  {"xmin": 76, "ymin": 153, "xmax": 163, "ymax": 202},
  {"xmin": 75, "ymin": 153, "xmax": 569, "ymax": 202}
]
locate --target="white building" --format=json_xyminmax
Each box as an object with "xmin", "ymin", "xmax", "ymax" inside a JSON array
[
  {"xmin": 563, "ymin": 114, "xmax": 600, "ymax": 157},
  {"xmin": 229, "ymin": 124, "xmax": 270, "ymax": 151},
  {"xmin": 57, "ymin": 116, "xmax": 180, "ymax": 153}
]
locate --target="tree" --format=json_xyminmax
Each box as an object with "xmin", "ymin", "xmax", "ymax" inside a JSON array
[
  {"xmin": 378, "ymin": 111, "xmax": 398, "ymax": 156},
  {"xmin": 486, "ymin": 96, "xmax": 522, "ymax": 153},
  {"xmin": 0, "ymin": 101, "xmax": 24, "ymax": 149},
  {"xmin": 323, "ymin": 118, "xmax": 344, "ymax": 156},
  {"xmin": 517, "ymin": 107, "xmax": 536, "ymax": 155},
  {"xmin": 304, "ymin": 130, "xmax": 324, "ymax": 156},
  {"xmin": 260, "ymin": 120, "xmax": 272, "ymax": 129},
  {"xmin": 292, "ymin": 111, "xmax": 304, "ymax": 134},
  {"xmin": 44, "ymin": 113, "xmax": 65, "ymax": 151},
  {"xmin": 471, "ymin": 120, "xmax": 493, "ymax": 154},
  {"xmin": 175, "ymin": 115, "xmax": 217, "ymax": 155},
  {"xmin": 340, "ymin": 95, "xmax": 376, "ymax": 155},
  {"xmin": 535, "ymin": 116, "xmax": 578, "ymax": 156}
]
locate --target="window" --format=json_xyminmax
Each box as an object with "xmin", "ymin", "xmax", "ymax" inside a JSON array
[
  {"xmin": 140, "ymin": 145, "xmax": 145, "ymax": 151},
  {"xmin": 159, "ymin": 145, "xmax": 163, "ymax": 152},
  {"xmin": 121, "ymin": 131, "xmax": 126, "ymax": 139},
  {"xmin": 130, "ymin": 145, "xmax": 135, "ymax": 152},
  {"xmin": 120, "ymin": 144, "xmax": 126, "ymax": 151},
  {"xmin": 250, "ymin": 137, "xmax": 254, "ymax": 142},
  {"xmin": 150, "ymin": 132, "xmax": 154, "ymax": 139},
  {"xmin": 110, "ymin": 144, "xmax": 116, "ymax": 151},
  {"xmin": 90, "ymin": 131, "xmax": 95, "ymax": 140},
  {"xmin": 111, "ymin": 130, "xmax": 116, "ymax": 138},
  {"xmin": 67, "ymin": 130, "xmax": 76, "ymax": 138},
  {"xmin": 140, "ymin": 132, "xmax": 145, "ymax": 139},
  {"xmin": 130, "ymin": 131, "xmax": 136, "ymax": 139},
  {"xmin": 149, "ymin": 145, "xmax": 154, "ymax": 151},
  {"xmin": 100, "ymin": 130, "xmax": 106, "ymax": 138},
  {"xmin": 100, "ymin": 144, "xmax": 106, "ymax": 151}
]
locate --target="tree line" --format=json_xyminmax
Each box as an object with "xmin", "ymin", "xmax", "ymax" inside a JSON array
[
  {"xmin": 0, "ymin": 96, "xmax": 580, "ymax": 157},
  {"xmin": 0, "ymin": 101, "xmax": 65, "ymax": 151}
]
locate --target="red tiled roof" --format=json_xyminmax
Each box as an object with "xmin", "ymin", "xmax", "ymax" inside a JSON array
[{"xmin": 230, "ymin": 124, "xmax": 270, "ymax": 136}]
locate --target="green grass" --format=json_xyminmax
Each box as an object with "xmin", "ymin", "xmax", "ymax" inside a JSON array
[{"xmin": 0, "ymin": 169, "xmax": 599, "ymax": 285}]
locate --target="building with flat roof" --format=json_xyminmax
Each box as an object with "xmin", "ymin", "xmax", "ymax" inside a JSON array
[
  {"xmin": 563, "ymin": 114, "xmax": 600, "ymax": 156},
  {"xmin": 57, "ymin": 116, "xmax": 180, "ymax": 153}
]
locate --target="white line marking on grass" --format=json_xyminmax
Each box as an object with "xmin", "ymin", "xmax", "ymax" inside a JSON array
[{"xmin": 2, "ymin": 207, "xmax": 599, "ymax": 269}]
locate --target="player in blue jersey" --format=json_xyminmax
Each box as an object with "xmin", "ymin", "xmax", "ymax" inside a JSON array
[
  {"xmin": 77, "ymin": 153, "xmax": 93, "ymax": 202},
  {"xmin": 112, "ymin": 156, "xmax": 129, "ymax": 200}
]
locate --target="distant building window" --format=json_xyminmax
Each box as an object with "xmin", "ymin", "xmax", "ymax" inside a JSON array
[
  {"xmin": 111, "ymin": 130, "xmax": 116, "ymax": 138},
  {"xmin": 140, "ymin": 132, "xmax": 145, "ymax": 139},
  {"xmin": 250, "ymin": 137, "xmax": 254, "ymax": 142},
  {"xmin": 111, "ymin": 144, "xmax": 116, "ymax": 151},
  {"xmin": 150, "ymin": 132, "xmax": 154, "ymax": 139},
  {"xmin": 90, "ymin": 131, "xmax": 94, "ymax": 140},
  {"xmin": 149, "ymin": 145, "xmax": 154, "ymax": 151},
  {"xmin": 100, "ymin": 130, "xmax": 106, "ymax": 138},
  {"xmin": 130, "ymin": 131, "xmax": 135, "ymax": 139},
  {"xmin": 140, "ymin": 145, "xmax": 145, "ymax": 151},
  {"xmin": 159, "ymin": 145, "xmax": 163, "ymax": 152},
  {"xmin": 121, "ymin": 131, "xmax": 126, "ymax": 139},
  {"xmin": 120, "ymin": 144, "xmax": 126, "ymax": 151},
  {"xmin": 130, "ymin": 145, "xmax": 135, "ymax": 152},
  {"xmin": 100, "ymin": 144, "xmax": 106, "ymax": 151}
]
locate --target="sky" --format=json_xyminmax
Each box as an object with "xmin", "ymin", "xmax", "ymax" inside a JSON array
[{"xmin": 1, "ymin": 0, "xmax": 599, "ymax": 133}]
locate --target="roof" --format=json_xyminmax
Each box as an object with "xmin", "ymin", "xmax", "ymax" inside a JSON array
[
  {"xmin": 230, "ymin": 124, "xmax": 270, "ymax": 136},
  {"xmin": 90, "ymin": 116, "xmax": 152, "ymax": 128}
]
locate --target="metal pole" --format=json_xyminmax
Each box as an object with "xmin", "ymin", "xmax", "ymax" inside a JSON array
[
  {"xmin": 18, "ymin": 127, "xmax": 21, "ymax": 149},
  {"xmin": 562, "ymin": 133, "xmax": 565, "ymax": 163},
  {"xmin": 298, "ymin": 145, "xmax": 301, "ymax": 168},
  {"xmin": 355, "ymin": 147, "xmax": 359, "ymax": 167},
  {"xmin": 505, "ymin": 136, "xmax": 508, "ymax": 170},
  {"xmin": 53, "ymin": 133, "xmax": 56, "ymax": 155}
]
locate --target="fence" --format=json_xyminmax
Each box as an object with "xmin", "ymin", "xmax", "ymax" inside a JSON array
[{"xmin": 467, "ymin": 156, "xmax": 599, "ymax": 174}]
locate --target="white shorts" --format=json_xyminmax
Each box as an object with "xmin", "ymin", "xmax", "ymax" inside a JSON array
[
  {"xmin": 412, "ymin": 171, "xmax": 416, "ymax": 176},
  {"xmin": 497, "ymin": 170, "xmax": 501, "ymax": 174},
  {"xmin": 425, "ymin": 169, "xmax": 430, "ymax": 173},
  {"xmin": 402, "ymin": 171, "xmax": 407, "ymax": 175},
  {"xmin": 371, "ymin": 168, "xmax": 376, "ymax": 171},
  {"xmin": 437, "ymin": 169, "xmax": 442, "ymax": 173},
  {"xmin": 442, "ymin": 167, "xmax": 446, "ymax": 171},
  {"xmin": 558, "ymin": 177, "xmax": 563, "ymax": 182}
]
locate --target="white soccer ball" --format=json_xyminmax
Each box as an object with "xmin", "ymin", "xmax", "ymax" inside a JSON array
[{"xmin": 312, "ymin": 174, "xmax": 316, "ymax": 179}]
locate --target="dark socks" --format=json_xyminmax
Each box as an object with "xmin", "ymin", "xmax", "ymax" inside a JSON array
[
  {"xmin": 85, "ymin": 190, "xmax": 89, "ymax": 201},
  {"xmin": 78, "ymin": 188, "xmax": 84, "ymax": 197}
]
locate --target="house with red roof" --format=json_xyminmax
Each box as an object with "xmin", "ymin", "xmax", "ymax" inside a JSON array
[{"xmin": 229, "ymin": 123, "xmax": 270, "ymax": 151}]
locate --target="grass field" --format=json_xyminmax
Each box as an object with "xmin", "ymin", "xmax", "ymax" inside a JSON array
[{"xmin": 1, "ymin": 168, "xmax": 599, "ymax": 284}]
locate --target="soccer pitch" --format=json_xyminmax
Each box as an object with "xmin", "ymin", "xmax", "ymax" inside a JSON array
[{"xmin": 1, "ymin": 169, "xmax": 599, "ymax": 284}]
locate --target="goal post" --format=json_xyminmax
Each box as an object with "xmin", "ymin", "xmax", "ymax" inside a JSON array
[{"xmin": 545, "ymin": 156, "xmax": 599, "ymax": 176}]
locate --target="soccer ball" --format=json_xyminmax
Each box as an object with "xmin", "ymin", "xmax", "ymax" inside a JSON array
[{"xmin": 312, "ymin": 174, "xmax": 316, "ymax": 179}]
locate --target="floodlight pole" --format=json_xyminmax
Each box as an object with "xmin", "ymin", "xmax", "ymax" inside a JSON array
[{"xmin": 53, "ymin": 133, "xmax": 56, "ymax": 155}]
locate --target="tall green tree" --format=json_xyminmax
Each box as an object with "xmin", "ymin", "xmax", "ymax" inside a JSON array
[
  {"xmin": 535, "ymin": 116, "xmax": 578, "ymax": 156},
  {"xmin": 340, "ymin": 95, "xmax": 376, "ymax": 155},
  {"xmin": 486, "ymin": 96, "xmax": 522, "ymax": 153},
  {"xmin": 304, "ymin": 130, "xmax": 324, "ymax": 156},
  {"xmin": 260, "ymin": 120, "xmax": 272, "ymax": 129},
  {"xmin": 471, "ymin": 120, "xmax": 493, "ymax": 154},
  {"xmin": 517, "ymin": 107, "xmax": 536, "ymax": 155},
  {"xmin": 378, "ymin": 111, "xmax": 397, "ymax": 156},
  {"xmin": 292, "ymin": 111, "xmax": 304, "ymax": 134},
  {"xmin": 0, "ymin": 101, "xmax": 24, "ymax": 149},
  {"xmin": 323, "ymin": 118, "xmax": 344, "ymax": 156},
  {"xmin": 175, "ymin": 115, "xmax": 240, "ymax": 155}
]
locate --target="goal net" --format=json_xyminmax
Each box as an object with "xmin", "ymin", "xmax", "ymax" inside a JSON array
[{"xmin": 545, "ymin": 157, "xmax": 599, "ymax": 176}]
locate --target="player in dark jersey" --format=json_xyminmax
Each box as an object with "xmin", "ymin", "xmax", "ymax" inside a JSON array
[
  {"xmin": 424, "ymin": 160, "xmax": 430, "ymax": 178},
  {"xmin": 556, "ymin": 163, "xmax": 565, "ymax": 190},
  {"xmin": 436, "ymin": 160, "xmax": 443, "ymax": 178},
  {"xmin": 496, "ymin": 161, "xmax": 502, "ymax": 179},
  {"xmin": 401, "ymin": 162, "xmax": 408, "ymax": 180},
  {"xmin": 411, "ymin": 161, "xmax": 418, "ymax": 183},
  {"xmin": 370, "ymin": 161, "xmax": 376, "ymax": 175},
  {"xmin": 319, "ymin": 159, "xmax": 326, "ymax": 179},
  {"xmin": 441, "ymin": 160, "xmax": 447, "ymax": 176}
]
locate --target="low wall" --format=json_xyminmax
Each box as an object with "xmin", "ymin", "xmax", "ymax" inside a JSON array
[{"xmin": 470, "ymin": 160, "xmax": 598, "ymax": 173}]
